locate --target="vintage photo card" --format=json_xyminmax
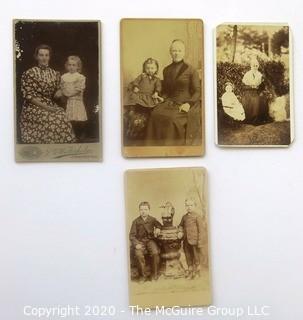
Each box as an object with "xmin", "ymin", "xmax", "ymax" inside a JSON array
[
  {"xmin": 125, "ymin": 167, "xmax": 211, "ymax": 308},
  {"xmin": 215, "ymin": 23, "xmax": 294, "ymax": 147},
  {"xmin": 121, "ymin": 19, "xmax": 205, "ymax": 157},
  {"xmin": 14, "ymin": 20, "xmax": 102, "ymax": 162}
]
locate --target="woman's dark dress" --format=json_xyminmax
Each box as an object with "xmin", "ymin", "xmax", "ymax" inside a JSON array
[
  {"xmin": 20, "ymin": 66, "xmax": 76, "ymax": 144},
  {"xmin": 242, "ymin": 88, "xmax": 261, "ymax": 123},
  {"xmin": 146, "ymin": 61, "xmax": 201, "ymax": 146},
  {"xmin": 241, "ymin": 70, "xmax": 270, "ymax": 124}
]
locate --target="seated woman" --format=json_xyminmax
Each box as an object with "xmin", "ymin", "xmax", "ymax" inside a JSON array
[
  {"xmin": 146, "ymin": 39, "xmax": 202, "ymax": 146},
  {"xmin": 20, "ymin": 44, "xmax": 75, "ymax": 144}
]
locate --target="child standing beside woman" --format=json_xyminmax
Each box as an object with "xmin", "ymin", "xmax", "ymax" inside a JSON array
[{"xmin": 57, "ymin": 55, "xmax": 88, "ymax": 141}]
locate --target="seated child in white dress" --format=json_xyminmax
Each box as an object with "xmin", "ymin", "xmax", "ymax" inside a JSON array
[
  {"xmin": 221, "ymin": 82, "xmax": 245, "ymax": 121},
  {"xmin": 61, "ymin": 55, "xmax": 88, "ymax": 140}
]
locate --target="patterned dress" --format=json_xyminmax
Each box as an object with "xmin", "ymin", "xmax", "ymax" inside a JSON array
[{"xmin": 20, "ymin": 66, "xmax": 76, "ymax": 144}]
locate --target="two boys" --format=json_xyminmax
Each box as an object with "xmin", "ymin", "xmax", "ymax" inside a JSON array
[{"xmin": 129, "ymin": 198, "xmax": 206, "ymax": 282}]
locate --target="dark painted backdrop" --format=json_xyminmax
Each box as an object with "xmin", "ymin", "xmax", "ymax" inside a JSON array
[{"xmin": 15, "ymin": 21, "xmax": 100, "ymax": 143}]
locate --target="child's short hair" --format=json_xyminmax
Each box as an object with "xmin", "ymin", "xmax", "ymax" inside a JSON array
[
  {"xmin": 142, "ymin": 58, "xmax": 159, "ymax": 74},
  {"xmin": 139, "ymin": 201, "xmax": 150, "ymax": 210},
  {"xmin": 65, "ymin": 55, "xmax": 82, "ymax": 72}
]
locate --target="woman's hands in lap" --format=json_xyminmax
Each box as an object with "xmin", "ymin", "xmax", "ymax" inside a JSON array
[
  {"xmin": 43, "ymin": 104, "xmax": 64, "ymax": 114},
  {"xmin": 179, "ymin": 103, "xmax": 191, "ymax": 113}
]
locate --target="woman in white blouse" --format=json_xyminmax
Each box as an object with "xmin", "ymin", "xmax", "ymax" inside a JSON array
[{"xmin": 242, "ymin": 59, "xmax": 264, "ymax": 124}]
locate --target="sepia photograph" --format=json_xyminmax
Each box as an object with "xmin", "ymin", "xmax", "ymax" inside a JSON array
[
  {"xmin": 14, "ymin": 20, "xmax": 102, "ymax": 161},
  {"xmin": 125, "ymin": 168, "xmax": 211, "ymax": 308},
  {"xmin": 215, "ymin": 23, "xmax": 293, "ymax": 147},
  {"xmin": 121, "ymin": 19, "xmax": 204, "ymax": 157}
]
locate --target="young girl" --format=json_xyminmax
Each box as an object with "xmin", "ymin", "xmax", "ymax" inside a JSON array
[
  {"xmin": 125, "ymin": 57, "xmax": 164, "ymax": 108},
  {"xmin": 60, "ymin": 55, "xmax": 88, "ymax": 140},
  {"xmin": 221, "ymin": 82, "xmax": 245, "ymax": 122},
  {"xmin": 124, "ymin": 58, "xmax": 163, "ymax": 140}
]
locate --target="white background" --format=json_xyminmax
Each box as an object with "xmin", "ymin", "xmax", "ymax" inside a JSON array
[{"xmin": 1, "ymin": 0, "xmax": 303, "ymax": 319}]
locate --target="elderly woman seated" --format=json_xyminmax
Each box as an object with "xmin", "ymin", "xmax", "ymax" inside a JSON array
[{"xmin": 146, "ymin": 39, "xmax": 202, "ymax": 146}]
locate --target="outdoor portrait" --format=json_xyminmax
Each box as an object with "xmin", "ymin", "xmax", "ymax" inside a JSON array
[
  {"xmin": 14, "ymin": 20, "xmax": 101, "ymax": 161},
  {"xmin": 125, "ymin": 168, "xmax": 211, "ymax": 308},
  {"xmin": 121, "ymin": 19, "xmax": 204, "ymax": 157},
  {"xmin": 216, "ymin": 23, "xmax": 293, "ymax": 146}
]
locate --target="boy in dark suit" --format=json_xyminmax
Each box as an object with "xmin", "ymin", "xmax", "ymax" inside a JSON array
[
  {"xmin": 129, "ymin": 201, "xmax": 162, "ymax": 281},
  {"xmin": 179, "ymin": 198, "xmax": 204, "ymax": 279}
]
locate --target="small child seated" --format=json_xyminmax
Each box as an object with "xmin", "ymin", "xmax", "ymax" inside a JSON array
[
  {"xmin": 125, "ymin": 57, "xmax": 163, "ymax": 108},
  {"xmin": 124, "ymin": 58, "xmax": 163, "ymax": 140},
  {"xmin": 221, "ymin": 82, "xmax": 245, "ymax": 121}
]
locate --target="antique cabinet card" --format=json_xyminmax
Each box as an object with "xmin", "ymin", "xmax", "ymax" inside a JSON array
[
  {"xmin": 121, "ymin": 19, "xmax": 205, "ymax": 157},
  {"xmin": 125, "ymin": 167, "xmax": 211, "ymax": 308},
  {"xmin": 14, "ymin": 20, "xmax": 102, "ymax": 162},
  {"xmin": 215, "ymin": 23, "xmax": 294, "ymax": 147}
]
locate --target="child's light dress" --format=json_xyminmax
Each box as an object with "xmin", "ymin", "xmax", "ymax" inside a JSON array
[
  {"xmin": 222, "ymin": 91, "xmax": 245, "ymax": 121},
  {"xmin": 61, "ymin": 72, "xmax": 88, "ymax": 121}
]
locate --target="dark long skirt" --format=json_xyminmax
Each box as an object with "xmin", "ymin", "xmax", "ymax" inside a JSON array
[
  {"xmin": 242, "ymin": 88, "xmax": 260, "ymax": 124},
  {"xmin": 145, "ymin": 100, "xmax": 188, "ymax": 146}
]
